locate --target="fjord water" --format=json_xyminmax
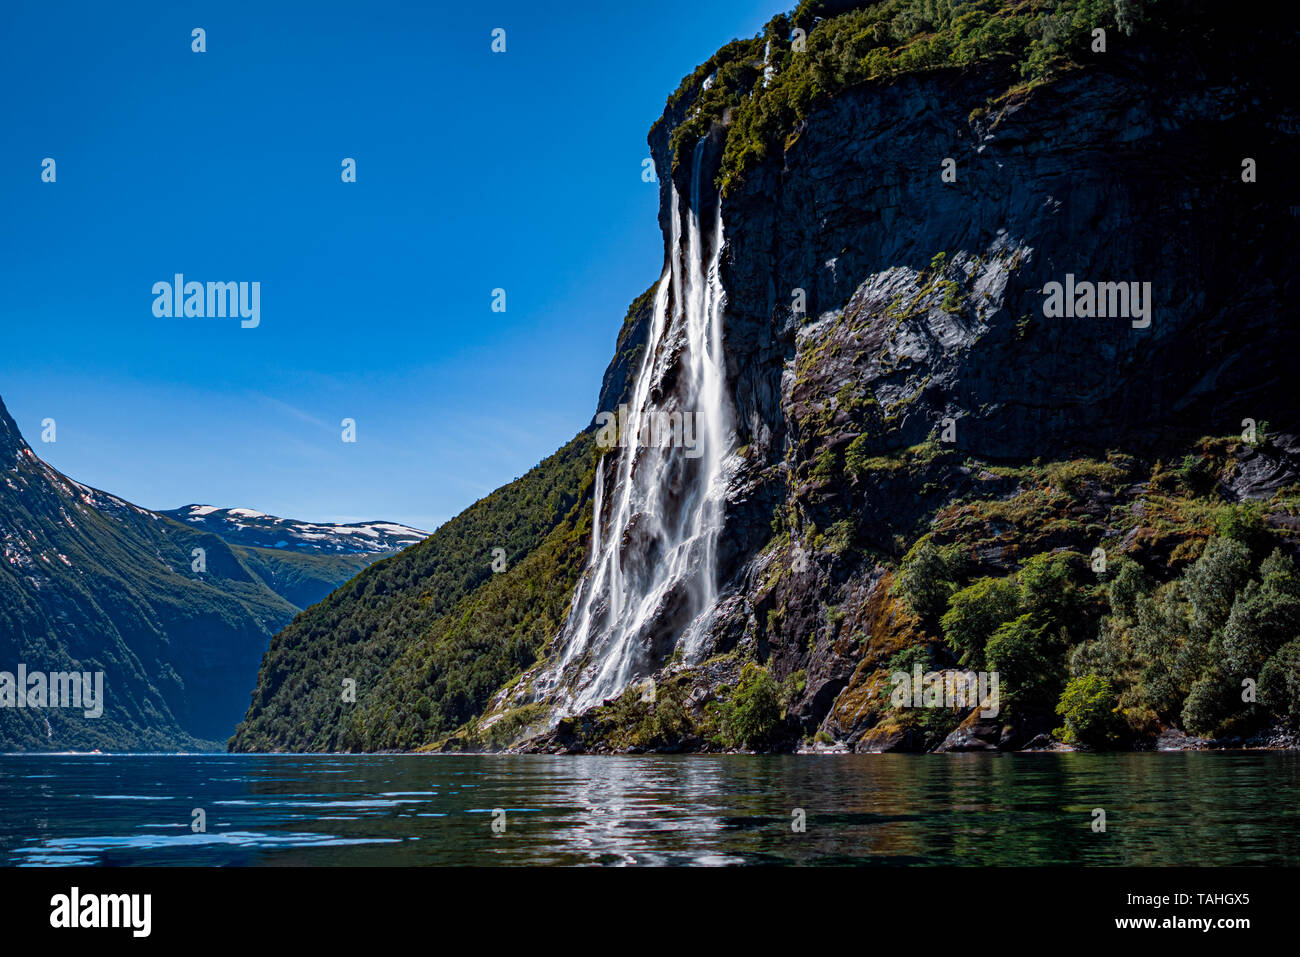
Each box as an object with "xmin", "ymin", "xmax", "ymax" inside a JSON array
[{"xmin": 2, "ymin": 753, "xmax": 1297, "ymax": 866}]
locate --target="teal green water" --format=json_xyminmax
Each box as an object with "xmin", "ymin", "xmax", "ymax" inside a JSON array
[{"xmin": 1, "ymin": 752, "xmax": 1296, "ymax": 865}]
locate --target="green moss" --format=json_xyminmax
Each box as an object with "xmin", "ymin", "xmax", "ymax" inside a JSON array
[{"xmin": 660, "ymin": 0, "xmax": 1165, "ymax": 195}]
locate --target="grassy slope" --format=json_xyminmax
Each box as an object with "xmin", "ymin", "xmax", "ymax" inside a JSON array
[{"xmin": 228, "ymin": 431, "xmax": 597, "ymax": 751}]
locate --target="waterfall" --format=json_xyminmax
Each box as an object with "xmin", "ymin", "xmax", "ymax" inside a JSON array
[{"xmin": 540, "ymin": 139, "xmax": 733, "ymax": 716}]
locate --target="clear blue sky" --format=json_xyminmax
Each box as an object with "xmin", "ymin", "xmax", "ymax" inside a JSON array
[{"xmin": 0, "ymin": 0, "xmax": 784, "ymax": 530}]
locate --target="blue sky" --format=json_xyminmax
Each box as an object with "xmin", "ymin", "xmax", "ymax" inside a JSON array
[{"xmin": 0, "ymin": 0, "xmax": 784, "ymax": 530}]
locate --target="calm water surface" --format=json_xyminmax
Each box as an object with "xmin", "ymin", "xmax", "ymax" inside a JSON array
[{"xmin": 1, "ymin": 752, "xmax": 1296, "ymax": 866}]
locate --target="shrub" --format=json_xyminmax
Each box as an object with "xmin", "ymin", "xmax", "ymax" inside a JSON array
[
  {"xmin": 893, "ymin": 539, "xmax": 954, "ymax": 622},
  {"xmin": 1055, "ymin": 675, "xmax": 1123, "ymax": 748},
  {"xmin": 1212, "ymin": 503, "xmax": 1272, "ymax": 559},
  {"xmin": 718, "ymin": 663, "xmax": 783, "ymax": 749},
  {"xmin": 941, "ymin": 576, "xmax": 1021, "ymax": 668},
  {"xmin": 887, "ymin": 643, "xmax": 934, "ymax": 676},
  {"xmin": 1260, "ymin": 639, "xmax": 1300, "ymax": 724},
  {"xmin": 811, "ymin": 446, "xmax": 838, "ymax": 482},
  {"xmin": 824, "ymin": 519, "xmax": 855, "ymax": 556},
  {"xmin": 637, "ymin": 684, "xmax": 692, "ymax": 749},
  {"xmin": 844, "ymin": 434, "xmax": 873, "ymax": 480}
]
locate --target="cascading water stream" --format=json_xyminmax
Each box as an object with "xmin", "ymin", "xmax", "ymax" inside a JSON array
[{"xmin": 539, "ymin": 140, "xmax": 733, "ymax": 717}]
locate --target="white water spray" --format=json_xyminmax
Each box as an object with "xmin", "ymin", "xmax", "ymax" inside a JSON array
[{"xmin": 540, "ymin": 140, "xmax": 734, "ymax": 716}]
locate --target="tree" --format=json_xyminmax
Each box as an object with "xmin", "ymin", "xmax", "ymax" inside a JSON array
[
  {"xmin": 1220, "ymin": 581, "xmax": 1300, "ymax": 678},
  {"xmin": 1182, "ymin": 536, "xmax": 1253, "ymax": 634},
  {"xmin": 1114, "ymin": 0, "xmax": 1146, "ymax": 37},
  {"xmin": 1260, "ymin": 548, "xmax": 1300, "ymax": 599},
  {"xmin": 1017, "ymin": 550, "xmax": 1093, "ymax": 642},
  {"xmin": 1107, "ymin": 557, "xmax": 1149, "ymax": 621},
  {"xmin": 1055, "ymin": 675, "xmax": 1123, "ymax": 748},
  {"xmin": 892, "ymin": 538, "xmax": 954, "ymax": 622},
  {"xmin": 719, "ymin": 663, "xmax": 783, "ymax": 749},
  {"xmin": 941, "ymin": 576, "xmax": 1021, "ymax": 669},
  {"xmin": 1181, "ymin": 669, "xmax": 1238, "ymax": 738},
  {"xmin": 1260, "ymin": 639, "xmax": 1300, "ymax": 724},
  {"xmin": 986, "ymin": 613, "xmax": 1064, "ymax": 707}
]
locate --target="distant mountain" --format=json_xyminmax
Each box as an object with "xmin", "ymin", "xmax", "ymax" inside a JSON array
[
  {"xmin": 162, "ymin": 505, "xmax": 426, "ymax": 555},
  {"xmin": 0, "ymin": 394, "xmax": 416, "ymax": 751}
]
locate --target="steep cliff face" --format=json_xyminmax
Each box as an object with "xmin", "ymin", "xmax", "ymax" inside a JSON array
[
  {"xmin": 524, "ymin": 1, "xmax": 1300, "ymax": 753},
  {"xmin": 232, "ymin": 0, "xmax": 1300, "ymax": 755},
  {"xmin": 652, "ymin": 7, "xmax": 1297, "ymax": 558}
]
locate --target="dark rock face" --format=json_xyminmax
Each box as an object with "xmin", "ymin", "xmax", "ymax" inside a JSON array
[
  {"xmin": 856, "ymin": 726, "xmax": 926, "ymax": 754},
  {"xmin": 720, "ymin": 49, "xmax": 1298, "ymax": 476},
  {"xmin": 935, "ymin": 718, "xmax": 1003, "ymax": 752},
  {"xmin": 1155, "ymin": 728, "xmax": 1208, "ymax": 751},
  {"xmin": 579, "ymin": 14, "xmax": 1300, "ymax": 754},
  {"xmin": 1221, "ymin": 433, "xmax": 1300, "ymax": 502}
]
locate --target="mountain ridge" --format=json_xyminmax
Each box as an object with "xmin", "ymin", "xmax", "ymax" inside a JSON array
[
  {"xmin": 161, "ymin": 504, "xmax": 426, "ymax": 555},
  {"xmin": 0, "ymin": 395, "xmax": 417, "ymax": 749}
]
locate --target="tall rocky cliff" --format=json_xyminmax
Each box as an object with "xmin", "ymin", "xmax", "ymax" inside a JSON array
[
  {"xmin": 532, "ymin": 0, "xmax": 1300, "ymax": 753},
  {"xmin": 234, "ymin": 0, "xmax": 1300, "ymax": 754}
]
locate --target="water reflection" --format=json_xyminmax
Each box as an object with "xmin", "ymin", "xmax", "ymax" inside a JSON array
[{"xmin": 0, "ymin": 752, "xmax": 1295, "ymax": 866}]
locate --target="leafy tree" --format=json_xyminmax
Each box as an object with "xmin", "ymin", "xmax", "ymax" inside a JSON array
[
  {"xmin": 1181, "ymin": 536, "xmax": 1253, "ymax": 634},
  {"xmin": 1055, "ymin": 675, "xmax": 1123, "ymax": 747},
  {"xmin": 718, "ymin": 663, "xmax": 783, "ymax": 749},
  {"xmin": 893, "ymin": 538, "xmax": 955, "ymax": 622},
  {"xmin": 1017, "ymin": 550, "xmax": 1095, "ymax": 641},
  {"xmin": 1107, "ymin": 557, "xmax": 1149, "ymax": 621},
  {"xmin": 986, "ymin": 613, "xmax": 1065, "ymax": 707},
  {"xmin": 1114, "ymin": 0, "xmax": 1147, "ymax": 37},
  {"xmin": 1260, "ymin": 548, "xmax": 1300, "ymax": 599},
  {"xmin": 1220, "ymin": 581, "xmax": 1300, "ymax": 678},
  {"xmin": 1182, "ymin": 669, "xmax": 1239, "ymax": 738},
  {"xmin": 941, "ymin": 576, "xmax": 1021, "ymax": 669},
  {"xmin": 1260, "ymin": 639, "xmax": 1300, "ymax": 724}
]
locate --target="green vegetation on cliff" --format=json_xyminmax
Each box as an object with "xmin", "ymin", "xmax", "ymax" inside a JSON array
[
  {"xmin": 661, "ymin": 0, "xmax": 1165, "ymax": 193},
  {"xmin": 229, "ymin": 432, "xmax": 597, "ymax": 751},
  {"xmin": 865, "ymin": 437, "xmax": 1300, "ymax": 747}
]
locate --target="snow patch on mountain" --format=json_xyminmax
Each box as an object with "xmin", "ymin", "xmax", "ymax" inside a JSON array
[{"xmin": 162, "ymin": 505, "xmax": 427, "ymax": 555}]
